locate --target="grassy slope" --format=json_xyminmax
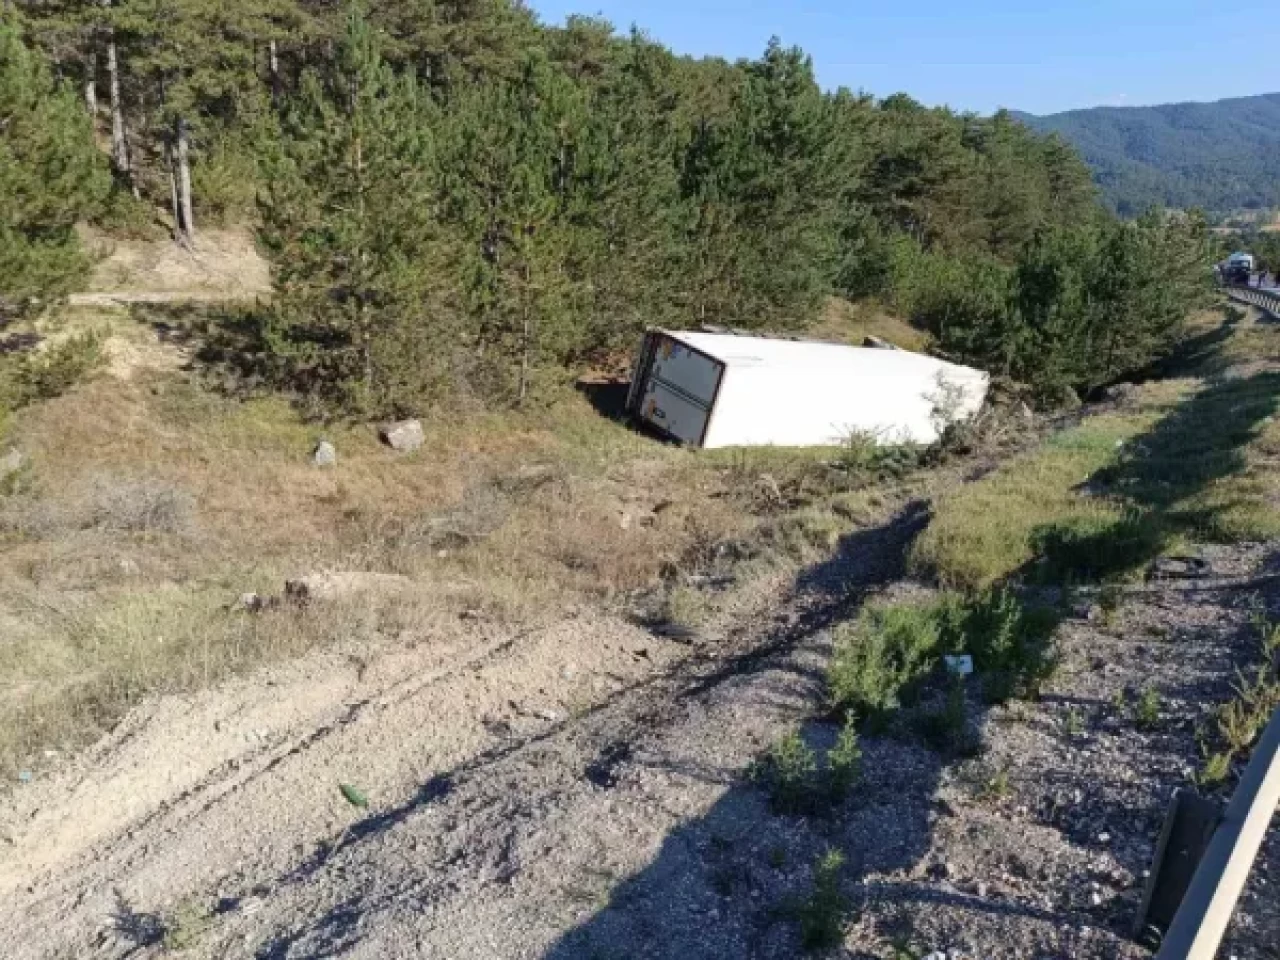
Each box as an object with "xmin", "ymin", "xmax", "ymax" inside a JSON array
[
  {"xmin": 0, "ymin": 299, "xmax": 935, "ymax": 778},
  {"xmin": 913, "ymin": 311, "xmax": 1280, "ymax": 588}
]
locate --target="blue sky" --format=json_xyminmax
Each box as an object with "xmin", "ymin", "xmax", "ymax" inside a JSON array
[{"xmin": 527, "ymin": 0, "xmax": 1280, "ymax": 115}]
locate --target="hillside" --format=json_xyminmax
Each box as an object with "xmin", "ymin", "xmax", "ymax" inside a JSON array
[{"xmin": 1016, "ymin": 92, "xmax": 1280, "ymax": 216}]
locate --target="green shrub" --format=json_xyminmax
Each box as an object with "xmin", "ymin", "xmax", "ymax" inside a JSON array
[
  {"xmin": 1135, "ymin": 687, "xmax": 1162, "ymax": 729},
  {"xmin": 829, "ymin": 590, "xmax": 1059, "ymax": 720},
  {"xmin": 828, "ymin": 601, "xmax": 942, "ymax": 719},
  {"xmin": 0, "ymin": 331, "xmax": 105, "ymax": 410},
  {"xmin": 796, "ymin": 849, "xmax": 848, "ymax": 953},
  {"xmin": 753, "ymin": 718, "xmax": 864, "ymax": 814},
  {"xmin": 826, "ymin": 715, "xmax": 862, "ymax": 799},
  {"xmin": 914, "ymin": 676, "xmax": 980, "ymax": 756},
  {"xmin": 959, "ymin": 588, "xmax": 1060, "ymax": 700},
  {"xmin": 753, "ymin": 731, "xmax": 818, "ymax": 815}
]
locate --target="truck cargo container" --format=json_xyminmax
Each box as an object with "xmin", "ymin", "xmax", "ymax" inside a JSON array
[{"xmin": 626, "ymin": 330, "xmax": 989, "ymax": 449}]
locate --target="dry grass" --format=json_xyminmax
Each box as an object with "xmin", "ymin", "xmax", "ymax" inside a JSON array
[
  {"xmin": 1, "ymin": 300, "xmax": 939, "ymax": 778},
  {"xmin": 808, "ymin": 298, "xmax": 932, "ymax": 353}
]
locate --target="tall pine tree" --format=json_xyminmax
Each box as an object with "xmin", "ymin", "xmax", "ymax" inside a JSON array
[
  {"xmin": 0, "ymin": 15, "xmax": 109, "ymax": 317},
  {"xmin": 258, "ymin": 3, "xmax": 450, "ymax": 415}
]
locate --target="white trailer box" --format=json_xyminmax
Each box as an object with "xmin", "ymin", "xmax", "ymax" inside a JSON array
[{"xmin": 626, "ymin": 330, "xmax": 989, "ymax": 449}]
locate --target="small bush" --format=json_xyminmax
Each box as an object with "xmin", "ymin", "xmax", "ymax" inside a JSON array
[
  {"xmin": 1135, "ymin": 687, "xmax": 1162, "ymax": 729},
  {"xmin": 753, "ymin": 719, "xmax": 863, "ymax": 815},
  {"xmin": 81, "ymin": 475, "xmax": 195, "ymax": 535},
  {"xmin": 162, "ymin": 897, "xmax": 212, "ymax": 951},
  {"xmin": 826, "ymin": 715, "xmax": 862, "ymax": 799},
  {"xmin": 829, "ymin": 591, "xmax": 1059, "ymax": 720},
  {"xmin": 1198, "ymin": 750, "xmax": 1233, "ymax": 786},
  {"xmin": 796, "ymin": 849, "xmax": 848, "ymax": 953},
  {"xmin": 914, "ymin": 677, "xmax": 979, "ymax": 756},
  {"xmin": 0, "ymin": 331, "xmax": 105, "ymax": 409},
  {"xmin": 754, "ymin": 732, "xmax": 819, "ymax": 815},
  {"xmin": 828, "ymin": 602, "xmax": 942, "ymax": 719},
  {"xmin": 1064, "ymin": 707, "xmax": 1085, "ymax": 737},
  {"xmin": 980, "ymin": 765, "xmax": 1012, "ymax": 802}
]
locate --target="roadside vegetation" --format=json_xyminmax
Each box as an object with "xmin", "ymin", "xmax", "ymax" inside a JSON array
[
  {"xmin": 914, "ymin": 318, "xmax": 1280, "ymax": 589},
  {"xmin": 737, "ymin": 307, "xmax": 1280, "ymax": 950}
]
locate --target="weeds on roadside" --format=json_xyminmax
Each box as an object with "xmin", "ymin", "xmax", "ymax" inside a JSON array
[
  {"xmin": 753, "ymin": 717, "xmax": 863, "ymax": 815},
  {"xmin": 1064, "ymin": 707, "xmax": 1085, "ymax": 737},
  {"xmin": 162, "ymin": 897, "xmax": 212, "ymax": 951},
  {"xmin": 979, "ymin": 765, "xmax": 1012, "ymax": 802},
  {"xmin": 754, "ymin": 732, "xmax": 819, "ymax": 814},
  {"xmin": 826, "ymin": 716, "xmax": 863, "ymax": 799},
  {"xmin": 795, "ymin": 849, "xmax": 849, "ymax": 953},
  {"xmin": 1196, "ymin": 614, "xmax": 1280, "ymax": 786},
  {"xmin": 828, "ymin": 590, "xmax": 1059, "ymax": 723},
  {"xmin": 1197, "ymin": 750, "xmax": 1233, "ymax": 786},
  {"xmin": 1135, "ymin": 687, "xmax": 1162, "ymax": 729}
]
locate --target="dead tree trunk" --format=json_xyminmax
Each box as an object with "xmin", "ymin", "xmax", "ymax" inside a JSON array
[
  {"xmin": 84, "ymin": 52, "xmax": 98, "ymax": 116},
  {"xmin": 174, "ymin": 114, "xmax": 195, "ymax": 244},
  {"xmin": 105, "ymin": 33, "xmax": 132, "ymax": 186},
  {"xmin": 268, "ymin": 39, "xmax": 281, "ymax": 106},
  {"xmin": 165, "ymin": 133, "xmax": 182, "ymax": 240}
]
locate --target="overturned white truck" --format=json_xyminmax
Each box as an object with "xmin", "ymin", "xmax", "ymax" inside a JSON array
[{"xmin": 626, "ymin": 330, "xmax": 989, "ymax": 449}]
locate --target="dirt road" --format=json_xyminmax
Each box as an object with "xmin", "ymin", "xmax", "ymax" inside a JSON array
[{"xmin": 0, "ymin": 484, "xmax": 926, "ymax": 959}]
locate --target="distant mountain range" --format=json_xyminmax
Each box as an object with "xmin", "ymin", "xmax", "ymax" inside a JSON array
[{"xmin": 1014, "ymin": 93, "xmax": 1280, "ymax": 217}]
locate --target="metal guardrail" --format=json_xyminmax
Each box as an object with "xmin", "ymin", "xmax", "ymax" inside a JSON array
[
  {"xmin": 1153, "ymin": 706, "xmax": 1280, "ymax": 959},
  {"xmin": 1224, "ymin": 284, "xmax": 1280, "ymax": 318}
]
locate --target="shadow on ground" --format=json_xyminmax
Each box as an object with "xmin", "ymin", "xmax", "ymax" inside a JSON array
[{"xmin": 1030, "ymin": 369, "xmax": 1280, "ymax": 583}]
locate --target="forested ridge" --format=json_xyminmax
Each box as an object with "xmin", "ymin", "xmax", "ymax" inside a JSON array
[
  {"xmin": 1018, "ymin": 93, "xmax": 1280, "ymax": 217},
  {"xmin": 4, "ymin": 1, "xmax": 1212, "ymax": 416}
]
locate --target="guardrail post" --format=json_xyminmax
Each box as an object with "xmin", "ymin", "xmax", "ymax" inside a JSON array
[{"xmin": 1153, "ymin": 707, "xmax": 1280, "ymax": 959}]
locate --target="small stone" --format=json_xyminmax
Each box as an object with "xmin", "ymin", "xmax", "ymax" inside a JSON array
[
  {"xmin": 236, "ymin": 592, "xmax": 266, "ymax": 612},
  {"xmin": 0, "ymin": 448, "xmax": 24, "ymax": 481},
  {"xmin": 1091, "ymin": 891, "xmax": 1103, "ymax": 906},
  {"xmin": 312, "ymin": 440, "xmax": 337, "ymax": 467},
  {"xmin": 379, "ymin": 419, "xmax": 424, "ymax": 453}
]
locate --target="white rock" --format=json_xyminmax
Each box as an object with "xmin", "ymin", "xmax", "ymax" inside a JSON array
[
  {"xmin": 379, "ymin": 419, "xmax": 424, "ymax": 453},
  {"xmin": 313, "ymin": 440, "xmax": 337, "ymax": 467},
  {"xmin": 0, "ymin": 448, "xmax": 23, "ymax": 481}
]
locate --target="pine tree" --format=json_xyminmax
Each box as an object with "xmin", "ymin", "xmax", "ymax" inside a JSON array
[
  {"xmin": 683, "ymin": 39, "xmax": 840, "ymax": 329},
  {"xmin": 258, "ymin": 2, "xmax": 449, "ymax": 415},
  {"xmin": 568, "ymin": 28, "xmax": 691, "ymax": 356},
  {"xmin": 440, "ymin": 51, "xmax": 585, "ymax": 404},
  {"xmin": 0, "ymin": 15, "xmax": 109, "ymax": 317}
]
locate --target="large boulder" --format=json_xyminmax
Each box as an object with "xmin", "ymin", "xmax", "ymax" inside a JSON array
[{"xmin": 379, "ymin": 419, "xmax": 424, "ymax": 453}]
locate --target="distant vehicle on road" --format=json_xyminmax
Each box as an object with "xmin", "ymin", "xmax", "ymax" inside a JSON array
[{"xmin": 1223, "ymin": 251, "xmax": 1255, "ymax": 285}]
